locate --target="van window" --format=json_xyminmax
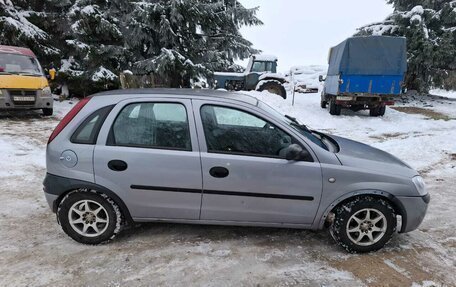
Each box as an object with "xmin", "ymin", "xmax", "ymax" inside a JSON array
[
  {"xmin": 109, "ymin": 102, "xmax": 191, "ymax": 150},
  {"xmin": 0, "ymin": 53, "xmax": 43, "ymax": 75}
]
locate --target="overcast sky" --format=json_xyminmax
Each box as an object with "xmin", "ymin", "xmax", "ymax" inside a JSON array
[{"xmin": 238, "ymin": 0, "xmax": 393, "ymax": 71}]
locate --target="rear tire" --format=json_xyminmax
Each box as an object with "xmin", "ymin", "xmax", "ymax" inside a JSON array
[
  {"xmin": 256, "ymin": 80, "xmax": 287, "ymax": 99},
  {"xmin": 57, "ymin": 190, "xmax": 122, "ymax": 245},
  {"xmin": 330, "ymin": 196, "xmax": 396, "ymax": 253},
  {"xmin": 369, "ymin": 106, "xmax": 385, "ymax": 117},
  {"xmin": 42, "ymin": 108, "xmax": 53, "ymax": 116},
  {"xmin": 378, "ymin": 106, "xmax": 386, "ymax": 116},
  {"xmin": 329, "ymin": 99, "xmax": 341, "ymax": 115}
]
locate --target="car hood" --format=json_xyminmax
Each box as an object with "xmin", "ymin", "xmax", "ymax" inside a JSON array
[{"xmin": 330, "ymin": 135, "xmax": 418, "ymax": 178}]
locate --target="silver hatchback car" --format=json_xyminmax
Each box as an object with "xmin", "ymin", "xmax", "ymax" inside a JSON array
[{"xmin": 44, "ymin": 89, "xmax": 429, "ymax": 252}]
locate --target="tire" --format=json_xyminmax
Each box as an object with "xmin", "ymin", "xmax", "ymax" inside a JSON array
[
  {"xmin": 330, "ymin": 196, "xmax": 397, "ymax": 253},
  {"xmin": 329, "ymin": 99, "xmax": 341, "ymax": 115},
  {"xmin": 320, "ymin": 100, "xmax": 327, "ymax": 109},
  {"xmin": 256, "ymin": 80, "xmax": 287, "ymax": 99},
  {"xmin": 378, "ymin": 106, "xmax": 386, "ymax": 116},
  {"xmin": 369, "ymin": 106, "xmax": 385, "ymax": 117},
  {"xmin": 57, "ymin": 190, "xmax": 122, "ymax": 245},
  {"xmin": 42, "ymin": 108, "xmax": 53, "ymax": 116}
]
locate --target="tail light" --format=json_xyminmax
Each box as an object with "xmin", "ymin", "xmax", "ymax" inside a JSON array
[{"xmin": 48, "ymin": 97, "xmax": 91, "ymax": 144}]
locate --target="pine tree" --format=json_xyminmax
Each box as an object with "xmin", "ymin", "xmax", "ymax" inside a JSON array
[
  {"xmin": 357, "ymin": 0, "xmax": 456, "ymax": 92},
  {"xmin": 0, "ymin": 0, "xmax": 262, "ymax": 94}
]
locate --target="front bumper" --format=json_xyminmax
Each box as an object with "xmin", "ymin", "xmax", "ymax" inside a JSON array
[
  {"xmin": 397, "ymin": 193, "xmax": 430, "ymax": 233},
  {"xmin": 0, "ymin": 90, "xmax": 53, "ymax": 110}
]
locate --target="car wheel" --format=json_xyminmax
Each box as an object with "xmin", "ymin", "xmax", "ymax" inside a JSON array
[
  {"xmin": 329, "ymin": 99, "xmax": 341, "ymax": 115},
  {"xmin": 57, "ymin": 190, "xmax": 122, "ymax": 244},
  {"xmin": 42, "ymin": 108, "xmax": 53, "ymax": 116},
  {"xmin": 330, "ymin": 197, "xmax": 396, "ymax": 253}
]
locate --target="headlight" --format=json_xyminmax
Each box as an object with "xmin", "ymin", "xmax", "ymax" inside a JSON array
[
  {"xmin": 42, "ymin": 86, "xmax": 51, "ymax": 97},
  {"xmin": 412, "ymin": 176, "xmax": 426, "ymax": 196}
]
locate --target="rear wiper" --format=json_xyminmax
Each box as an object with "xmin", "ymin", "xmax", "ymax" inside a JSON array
[{"xmin": 286, "ymin": 115, "xmax": 311, "ymax": 132}]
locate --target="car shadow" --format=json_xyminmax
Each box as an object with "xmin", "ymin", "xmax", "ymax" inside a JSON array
[{"xmin": 0, "ymin": 110, "xmax": 48, "ymax": 120}]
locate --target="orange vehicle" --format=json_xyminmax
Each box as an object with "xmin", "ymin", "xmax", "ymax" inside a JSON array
[{"xmin": 0, "ymin": 45, "xmax": 53, "ymax": 115}]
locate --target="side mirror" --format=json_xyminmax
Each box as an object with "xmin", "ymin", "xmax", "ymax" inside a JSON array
[
  {"xmin": 318, "ymin": 75, "xmax": 325, "ymax": 82},
  {"xmin": 284, "ymin": 144, "xmax": 311, "ymax": 161}
]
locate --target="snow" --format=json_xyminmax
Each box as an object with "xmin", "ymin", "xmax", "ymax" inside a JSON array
[
  {"xmin": 429, "ymin": 88, "xmax": 456, "ymax": 99},
  {"xmin": 0, "ymin": 90, "xmax": 455, "ymax": 286},
  {"xmin": 91, "ymin": 66, "xmax": 118, "ymax": 82}
]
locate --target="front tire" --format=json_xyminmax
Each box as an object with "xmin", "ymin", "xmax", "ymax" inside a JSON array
[
  {"xmin": 330, "ymin": 197, "xmax": 396, "ymax": 253},
  {"xmin": 42, "ymin": 108, "xmax": 53, "ymax": 116},
  {"xmin": 57, "ymin": 190, "xmax": 122, "ymax": 244}
]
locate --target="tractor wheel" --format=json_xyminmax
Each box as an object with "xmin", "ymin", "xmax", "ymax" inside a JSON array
[
  {"xmin": 256, "ymin": 80, "xmax": 287, "ymax": 99},
  {"xmin": 329, "ymin": 99, "xmax": 341, "ymax": 115}
]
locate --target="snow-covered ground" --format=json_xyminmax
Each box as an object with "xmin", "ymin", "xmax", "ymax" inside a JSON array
[
  {"xmin": 429, "ymin": 88, "xmax": 456, "ymax": 100},
  {"xmin": 0, "ymin": 92, "xmax": 455, "ymax": 286}
]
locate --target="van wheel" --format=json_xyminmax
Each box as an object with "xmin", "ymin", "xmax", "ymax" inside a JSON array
[
  {"xmin": 329, "ymin": 99, "xmax": 341, "ymax": 115},
  {"xmin": 57, "ymin": 190, "xmax": 122, "ymax": 245},
  {"xmin": 42, "ymin": 108, "xmax": 53, "ymax": 116},
  {"xmin": 330, "ymin": 197, "xmax": 396, "ymax": 253}
]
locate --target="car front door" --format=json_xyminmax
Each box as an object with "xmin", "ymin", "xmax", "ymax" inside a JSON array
[
  {"xmin": 94, "ymin": 98, "xmax": 202, "ymax": 220},
  {"xmin": 193, "ymin": 100, "xmax": 323, "ymax": 225}
]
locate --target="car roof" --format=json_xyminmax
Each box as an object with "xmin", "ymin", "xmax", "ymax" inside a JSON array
[{"xmin": 90, "ymin": 88, "xmax": 259, "ymax": 106}]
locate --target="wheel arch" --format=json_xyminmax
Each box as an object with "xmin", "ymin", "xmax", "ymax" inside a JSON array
[
  {"xmin": 316, "ymin": 190, "xmax": 407, "ymax": 231},
  {"xmin": 45, "ymin": 174, "xmax": 134, "ymax": 225}
]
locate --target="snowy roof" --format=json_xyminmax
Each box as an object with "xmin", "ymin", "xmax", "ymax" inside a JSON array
[
  {"xmin": 0, "ymin": 45, "xmax": 35, "ymax": 57},
  {"xmin": 253, "ymin": 54, "xmax": 278, "ymax": 62}
]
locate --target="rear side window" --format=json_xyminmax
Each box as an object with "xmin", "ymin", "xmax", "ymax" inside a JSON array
[
  {"xmin": 108, "ymin": 102, "xmax": 191, "ymax": 150},
  {"xmin": 71, "ymin": 105, "xmax": 114, "ymax": 144}
]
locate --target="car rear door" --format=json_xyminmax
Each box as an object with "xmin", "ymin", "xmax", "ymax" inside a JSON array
[
  {"xmin": 193, "ymin": 100, "xmax": 323, "ymax": 225},
  {"xmin": 93, "ymin": 98, "xmax": 202, "ymax": 220}
]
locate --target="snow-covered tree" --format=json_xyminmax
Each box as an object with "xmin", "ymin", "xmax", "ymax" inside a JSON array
[
  {"xmin": 0, "ymin": 0, "xmax": 261, "ymax": 94},
  {"xmin": 357, "ymin": 0, "xmax": 456, "ymax": 92}
]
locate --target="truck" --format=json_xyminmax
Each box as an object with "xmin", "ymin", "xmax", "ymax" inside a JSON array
[
  {"xmin": 320, "ymin": 36, "xmax": 407, "ymax": 116},
  {"xmin": 213, "ymin": 55, "xmax": 287, "ymax": 99},
  {"xmin": 0, "ymin": 45, "xmax": 54, "ymax": 115}
]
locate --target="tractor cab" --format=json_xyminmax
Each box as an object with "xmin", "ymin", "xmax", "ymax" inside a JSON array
[{"xmin": 246, "ymin": 55, "xmax": 278, "ymax": 74}]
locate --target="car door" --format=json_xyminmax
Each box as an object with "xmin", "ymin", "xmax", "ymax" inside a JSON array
[
  {"xmin": 94, "ymin": 98, "xmax": 202, "ymax": 220},
  {"xmin": 193, "ymin": 100, "xmax": 323, "ymax": 225}
]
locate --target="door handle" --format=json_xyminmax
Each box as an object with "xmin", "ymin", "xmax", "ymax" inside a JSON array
[
  {"xmin": 209, "ymin": 166, "xmax": 229, "ymax": 178},
  {"xmin": 108, "ymin": 160, "xmax": 128, "ymax": 172}
]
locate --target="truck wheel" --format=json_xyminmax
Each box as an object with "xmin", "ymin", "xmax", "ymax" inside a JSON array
[
  {"xmin": 256, "ymin": 80, "xmax": 287, "ymax": 99},
  {"xmin": 369, "ymin": 107, "xmax": 380, "ymax": 117},
  {"xmin": 378, "ymin": 106, "xmax": 386, "ymax": 116},
  {"xmin": 329, "ymin": 99, "xmax": 341, "ymax": 115},
  {"xmin": 42, "ymin": 108, "xmax": 53, "ymax": 116},
  {"xmin": 320, "ymin": 100, "xmax": 327, "ymax": 109},
  {"xmin": 330, "ymin": 196, "xmax": 397, "ymax": 253}
]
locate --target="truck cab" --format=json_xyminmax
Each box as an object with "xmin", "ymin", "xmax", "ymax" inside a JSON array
[{"xmin": 0, "ymin": 45, "xmax": 53, "ymax": 116}]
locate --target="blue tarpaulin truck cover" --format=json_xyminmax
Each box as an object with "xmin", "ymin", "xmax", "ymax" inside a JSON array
[{"xmin": 327, "ymin": 36, "xmax": 407, "ymax": 76}]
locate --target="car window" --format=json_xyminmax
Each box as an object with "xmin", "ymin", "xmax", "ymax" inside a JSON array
[
  {"xmin": 71, "ymin": 105, "xmax": 114, "ymax": 144},
  {"xmin": 109, "ymin": 102, "xmax": 191, "ymax": 150},
  {"xmin": 201, "ymin": 105, "xmax": 305, "ymax": 158}
]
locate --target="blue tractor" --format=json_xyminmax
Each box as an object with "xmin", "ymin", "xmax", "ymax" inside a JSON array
[
  {"xmin": 213, "ymin": 55, "xmax": 287, "ymax": 99},
  {"xmin": 320, "ymin": 36, "xmax": 407, "ymax": 116}
]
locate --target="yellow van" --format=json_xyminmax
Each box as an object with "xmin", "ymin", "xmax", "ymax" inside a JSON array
[{"xmin": 0, "ymin": 45, "xmax": 53, "ymax": 115}]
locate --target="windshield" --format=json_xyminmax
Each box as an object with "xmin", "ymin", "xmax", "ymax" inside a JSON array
[
  {"xmin": 0, "ymin": 53, "xmax": 43, "ymax": 76},
  {"xmin": 259, "ymin": 101, "xmax": 329, "ymax": 150}
]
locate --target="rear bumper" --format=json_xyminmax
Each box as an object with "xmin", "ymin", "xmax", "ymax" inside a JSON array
[
  {"xmin": 334, "ymin": 95, "xmax": 395, "ymax": 107},
  {"xmin": 397, "ymin": 194, "xmax": 430, "ymax": 233}
]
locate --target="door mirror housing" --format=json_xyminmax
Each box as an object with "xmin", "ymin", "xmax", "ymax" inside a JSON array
[
  {"xmin": 318, "ymin": 75, "xmax": 325, "ymax": 82},
  {"xmin": 284, "ymin": 144, "xmax": 311, "ymax": 161}
]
